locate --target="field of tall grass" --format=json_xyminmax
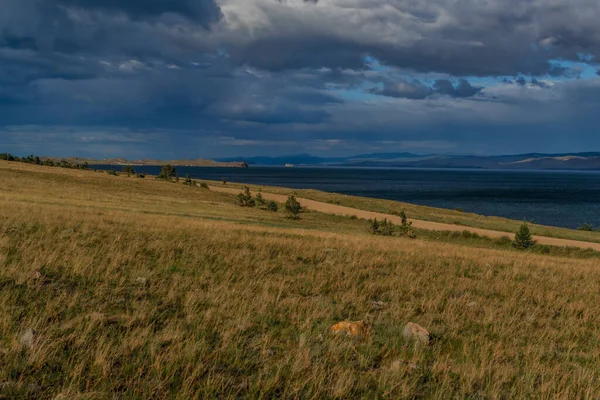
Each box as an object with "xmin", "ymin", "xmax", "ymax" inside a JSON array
[{"xmin": 2, "ymin": 161, "xmax": 600, "ymax": 398}]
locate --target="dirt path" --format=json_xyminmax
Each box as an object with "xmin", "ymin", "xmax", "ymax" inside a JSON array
[{"xmin": 210, "ymin": 186, "xmax": 600, "ymax": 251}]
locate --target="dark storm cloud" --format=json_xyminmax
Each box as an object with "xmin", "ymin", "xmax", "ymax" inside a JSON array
[
  {"xmin": 368, "ymin": 78, "xmax": 481, "ymax": 99},
  {"xmin": 220, "ymin": 0, "xmax": 600, "ymax": 77},
  {"xmin": 56, "ymin": 0, "xmax": 222, "ymax": 24},
  {"xmin": 1, "ymin": 0, "xmax": 600, "ymax": 158}
]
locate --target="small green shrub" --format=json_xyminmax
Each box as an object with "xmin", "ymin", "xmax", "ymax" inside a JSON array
[
  {"xmin": 183, "ymin": 175, "xmax": 194, "ymax": 186},
  {"xmin": 157, "ymin": 165, "xmax": 177, "ymax": 181},
  {"xmin": 495, "ymin": 236, "xmax": 512, "ymax": 246},
  {"xmin": 535, "ymin": 244, "xmax": 551, "ymax": 254},
  {"xmin": 200, "ymin": 182, "xmax": 209, "ymax": 189},
  {"xmin": 122, "ymin": 165, "xmax": 135, "ymax": 177},
  {"xmin": 379, "ymin": 219, "xmax": 395, "ymax": 236},
  {"xmin": 237, "ymin": 187, "xmax": 256, "ymax": 207},
  {"xmin": 266, "ymin": 201, "xmax": 279, "ymax": 212},
  {"xmin": 107, "ymin": 169, "xmax": 118, "ymax": 176},
  {"xmin": 396, "ymin": 210, "xmax": 415, "ymax": 238},
  {"xmin": 137, "ymin": 173, "xmax": 146, "ymax": 179},
  {"xmin": 285, "ymin": 195, "xmax": 302, "ymax": 220},
  {"xmin": 255, "ymin": 192, "xmax": 266, "ymax": 207},
  {"xmin": 577, "ymin": 223, "xmax": 595, "ymax": 231},
  {"xmin": 368, "ymin": 218, "xmax": 395, "ymax": 236}
]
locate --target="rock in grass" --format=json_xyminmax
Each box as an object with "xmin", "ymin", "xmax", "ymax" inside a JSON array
[
  {"xmin": 370, "ymin": 300, "xmax": 386, "ymax": 310},
  {"xmin": 19, "ymin": 329, "xmax": 38, "ymax": 349},
  {"xmin": 135, "ymin": 277, "xmax": 148, "ymax": 285},
  {"xmin": 329, "ymin": 321, "xmax": 371, "ymax": 337},
  {"xmin": 402, "ymin": 322, "xmax": 430, "ymax": 346}
]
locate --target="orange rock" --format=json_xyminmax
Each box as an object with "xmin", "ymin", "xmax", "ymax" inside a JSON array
[{"xmin": 329, "ymin": 321, "xmax": 371, "ymax": 337}]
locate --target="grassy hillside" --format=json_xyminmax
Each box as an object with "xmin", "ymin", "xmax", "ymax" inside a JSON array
[
  {"xmin": 2, "ymin": 161, "xmax": 600, "ymax": 398},
  {"xmin": 212, "ymin": 181, "xmax": 600, "ymax": 243}
]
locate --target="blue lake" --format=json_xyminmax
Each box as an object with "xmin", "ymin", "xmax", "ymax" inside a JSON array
[{"xmin": 95, "ymin": 165, "xmax": 600, "ymax": 229}]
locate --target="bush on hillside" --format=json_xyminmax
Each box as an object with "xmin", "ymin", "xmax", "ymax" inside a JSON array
[
  {"xmin": 107, "ymin": 169, "xmax": 118, "ymax": 176},
  {"xmin": 368, "ymin": 218, "xmax": 395, "ymax": 236},
  {"xmin": 513, "ymin": 222, "xmax": 535, "ymax": 249},
  {"xmin": 122, "ymin": 165, "xmax": 135, "ymax": 177},
  {"xmin": 266, "ymin": 200, "xmax": 279, "ymax": 212},
  {"xmin": 157, "ymin": 165, "xmax": 177, "ymax": 181},
  {"xmin": 200, "ymin": 182, "xmax": 209, "ymax": 189},
  {"xmin": 285, "ymin": 195, "xmax": 302, "ymax": 220},
  {"xmin": 577, "ymin": 223, "xmax": 595, "ymax": 231},
  {"xmin": 183, "ymin": 175, "xmax": 196, "ymax": 186},
  {"xmin": 396, "ymin": 210, "xmax": 415, "ymax": 237},
  {"xmin": 255, "ymin": 192, "xmax": 266, "ymax": 207},
  {"xmin": 237, "ymin": 186, "xmax": 256, "ymax": 207}
]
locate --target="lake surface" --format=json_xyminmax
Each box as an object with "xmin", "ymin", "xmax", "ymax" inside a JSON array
[{"xmin": 96, "ymin": 166, "xmax": 600, "ymax": 229}]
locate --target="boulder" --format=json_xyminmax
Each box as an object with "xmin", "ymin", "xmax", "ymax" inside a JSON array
[
  {"xmin": 135, "ymin": 277, "xmax": 148, "ymax": 285},
  {"xmin": 19, "ymin": 329, "xmax": 38, "ymax": 349},
  {"xmin": 402, "ymin": 322, "xmax": 430, "ymax": 345}
]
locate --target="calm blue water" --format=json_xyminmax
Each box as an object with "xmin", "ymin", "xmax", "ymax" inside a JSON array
[{"xmin": 96, "ymin": 166, "xmax": 600, "ymax": 229}]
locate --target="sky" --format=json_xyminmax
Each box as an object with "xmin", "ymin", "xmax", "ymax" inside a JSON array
[{"xmin": 1, "ymin": 0, "xmax": 600, "ymax": 159}]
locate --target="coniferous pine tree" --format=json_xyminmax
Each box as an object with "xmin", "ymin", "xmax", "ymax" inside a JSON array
[
  {"xmin": 285, "ymin": 195, "xmax": 302, "ymax": 219},
  {"xmin": 513, "ymin": 222, "xmax": 535, "ymax": 249}
]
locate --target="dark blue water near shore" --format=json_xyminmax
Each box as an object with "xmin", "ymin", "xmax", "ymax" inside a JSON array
[{"xmin": 96, "ymin": 165, "xmax": 600, "ymax": 229}]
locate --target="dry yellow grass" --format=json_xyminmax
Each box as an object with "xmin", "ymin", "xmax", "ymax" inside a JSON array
[{"xmin": 2, "ymin": 161, "xmax": 600, "ymax": 398}]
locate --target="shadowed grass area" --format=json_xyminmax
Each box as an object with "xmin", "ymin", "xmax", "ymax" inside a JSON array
[{"xmin": 2, "ymin": 161, "xmax": 600, "ymax": 398}]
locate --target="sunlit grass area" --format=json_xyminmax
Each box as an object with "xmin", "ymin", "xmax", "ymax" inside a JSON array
[{"xmin": 212, "ymin": 181, "xmax": 600, "ymax": 244}]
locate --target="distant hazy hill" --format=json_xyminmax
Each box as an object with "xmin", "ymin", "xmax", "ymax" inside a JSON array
[
  {"xmin": 216, "ymin": 152, "xmax": 600, "ymax": 170},
  {"xmin": 51, "ymin": 157, "xmax": 248, "ymax": 168},
  {"xmin": 215, "ymin": 152, "xmax": 423, "ymax": 166}
]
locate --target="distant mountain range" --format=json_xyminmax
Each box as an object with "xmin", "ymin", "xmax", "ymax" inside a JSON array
[
  {"xmin": 62, "ymin": 157, "xmax": 248, "ymax": 168},
  {"xmin": 216, "ymin": 152, "xmax": 600, "ymax": 170}
]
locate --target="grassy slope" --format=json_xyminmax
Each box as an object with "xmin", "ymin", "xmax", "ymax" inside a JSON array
[
  {"xmin": 211, "ymin": 181, "xmax": 600, "ymax": 244},
  {"xmin": 2, "ymin": 162, "xmax": 600, "ymax": 398}
]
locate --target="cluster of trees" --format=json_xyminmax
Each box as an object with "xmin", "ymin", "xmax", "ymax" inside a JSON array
[
  {"xmin": 0, "ymin": 153, "xmax": 90, "ymax": 170},
  {"xmin": 237, "ymin": 186, "xmax": 303, "ymax": 218},
  {"xmin": 368, "ymin": 210, "xmax": 415, "ymax": 238},
  {"xmin": 365, "ymin": 213, "xmax": 538, "ymax": 251},
  {"xmin": 157, "ymin": 165, "xmax": 177, "ymax": 181},
  {"xmin": 237, "ymin": 186, "xmax": 280, "ymax": 213}
]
